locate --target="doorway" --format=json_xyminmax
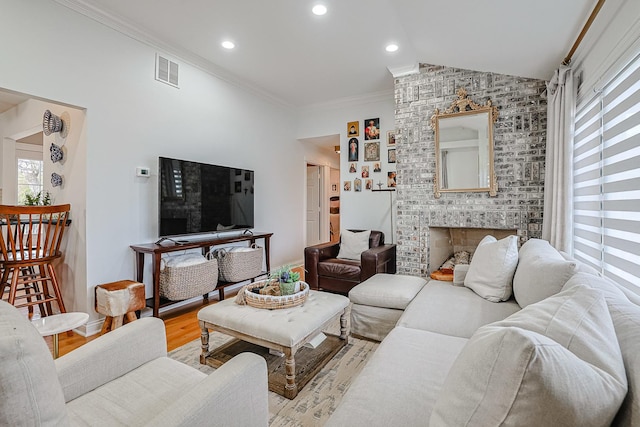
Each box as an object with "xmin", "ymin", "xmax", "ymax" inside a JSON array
[{"xmin": 306, "ymin": 165, "xmax": 322, "ymax": 246}]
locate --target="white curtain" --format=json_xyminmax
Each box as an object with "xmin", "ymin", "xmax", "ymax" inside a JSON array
[{"xmin": 542, "ymin": 66, "xmax": 575, "ymax": 252}]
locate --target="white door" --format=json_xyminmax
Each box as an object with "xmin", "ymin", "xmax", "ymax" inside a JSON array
[{"xmin": 306, "ymin": 166, "xmax": 321, "ymax": 246}]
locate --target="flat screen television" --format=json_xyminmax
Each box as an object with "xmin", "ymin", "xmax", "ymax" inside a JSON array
[{"xmin": 158, "ymin": 157, "xmax": 254, "ymax": 238}]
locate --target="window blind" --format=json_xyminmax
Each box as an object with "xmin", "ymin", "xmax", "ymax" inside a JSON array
[{"xmin": 573, "ymin": 52, "xmax": 640, "ymax": 292}]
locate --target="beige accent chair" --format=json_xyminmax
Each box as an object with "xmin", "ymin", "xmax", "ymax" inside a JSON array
[{"xmin": 0, "ymin": 300, "xmax": 269, "ymax": 426}]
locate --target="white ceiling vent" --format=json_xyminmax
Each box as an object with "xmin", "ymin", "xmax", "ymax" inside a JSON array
[{"xmin": 155, "ymin": 54, "xmax": 179, "ymax": 88}]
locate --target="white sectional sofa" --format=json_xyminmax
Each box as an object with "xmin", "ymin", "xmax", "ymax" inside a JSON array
[{"xmin": 327, "ymin": 238, "xmax": 640, "ymax": 426}]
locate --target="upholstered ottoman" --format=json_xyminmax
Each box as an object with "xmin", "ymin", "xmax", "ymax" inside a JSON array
[
  {"xmin": 349, "ymin": 274, "xmax": 427, "ymax": 341},
  {"xmin": 198, "ymin": 290, "xmax": 350, "ymax": 399}
]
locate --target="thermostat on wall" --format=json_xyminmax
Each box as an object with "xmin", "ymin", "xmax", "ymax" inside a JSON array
[{"xmin": 136, "ymin": 167, "xmax": 150, "ymax": 177}]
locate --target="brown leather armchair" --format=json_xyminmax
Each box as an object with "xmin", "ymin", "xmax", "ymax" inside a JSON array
[{"xmin": 304, "ymin": 230, "xmax": 396, "ymax": 295}]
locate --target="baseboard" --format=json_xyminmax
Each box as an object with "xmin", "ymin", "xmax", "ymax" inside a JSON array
[{"xmin": 70, "ymin": 318, "xmax": 103, "ymax": 337}]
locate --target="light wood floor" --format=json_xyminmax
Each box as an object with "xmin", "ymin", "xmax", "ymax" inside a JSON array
[
  {"xmin": 50, "ymin": 294, "xmax": 220, "ymax": 357},
  {"xmin": 48, "ymin": 266, "xmax": 305, "ymax": 357}
]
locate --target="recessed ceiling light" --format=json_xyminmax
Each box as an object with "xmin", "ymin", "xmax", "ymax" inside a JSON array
[
  {"xmin": 221, "ymin": 40, "xmax": 235, "ymax": 50},
  {"xmin": 385, "ymin": 44, "xmax": 399, "ymax": 53},
  {"xmin": 312, "ymin": 4, "xmax": 327, "ymax": 15}
]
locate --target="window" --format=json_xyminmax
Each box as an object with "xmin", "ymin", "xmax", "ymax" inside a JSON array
[
  {"xmin": 573, "ymin": 52, "xmax": 640, "ymax": 292},
  {"xmin": 17, "ymin": 157, "xmax": 43, "ymax": 205}
]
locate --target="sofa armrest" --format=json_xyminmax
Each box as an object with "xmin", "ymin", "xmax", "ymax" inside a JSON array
[
  {"xmin": 453, "ymin": 264, "xmax": 470, "ymax": 286},
  {"xmin": 304, "ymin": 241, "xmax": 340, "ymax": 290},
  {"xmin": 56, "ymin": 317, "xmax": 167, "ymax": 402},
  {"xmin": 143, "ymin": 353, "xmax": 268, "ymax": 427},
  {"xmin": 361, "ymin": 244, "xmax": 397, "ymax": 281}
]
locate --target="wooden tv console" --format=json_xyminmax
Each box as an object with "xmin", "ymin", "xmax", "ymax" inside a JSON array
[{"xmin": 130, "ymin": 231, "xmax": 272, "ymax": 317}]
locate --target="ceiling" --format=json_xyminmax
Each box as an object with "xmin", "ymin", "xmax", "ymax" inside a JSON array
[
  {"xmin": 52, "ymin": 0, "xmax": 598, "ymax": 109},
  {"xmin": 1, "ymin": 1, "xmax": 599, "ymax": 115}
]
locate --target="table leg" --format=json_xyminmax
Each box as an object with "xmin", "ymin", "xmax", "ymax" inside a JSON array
[
  {"xmin": 340, "ymin": 307, "xmax": 350, "ymax": 344},
  {"xmin": 284, "ymin": 348, "xmax": 298, "ymax": 399},
  {"xmin": 199, "ymin": 323, "xmax": 210, "ymax": 365},
  {"xmin": 152, "ymin": 254, "xmax": 161, "ymax": 317},
  {"xmin": 53, "ymin": 333, "xmax": 60, "ymax": 359}
]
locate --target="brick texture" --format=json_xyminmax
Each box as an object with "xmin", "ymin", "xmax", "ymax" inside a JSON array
[{"xmin": 394, "ymin": 64, "xmax": 547, "ymax": 277}]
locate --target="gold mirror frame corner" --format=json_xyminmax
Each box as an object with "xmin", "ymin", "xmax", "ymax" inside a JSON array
[{"xmin": 430, "ymin": 87, "xmax": 499, "ymax": 198}]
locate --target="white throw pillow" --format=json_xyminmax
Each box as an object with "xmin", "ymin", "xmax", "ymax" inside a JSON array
[
  {"xmin": 337, "ymin": 229, "xmax": 371, "ymax": 260},
  {"xmin": 464, "ymin": 235, "xmax": 518, "ymax": 302},
  {"xmin": 430, "ymin": 284, "xmax": 627, "ymax": 427},
  {"xmin": 513, "ymin": 239, "xmax": 578, "ymax": 307},
  {"xmin": 430, "ymin": 327, "xmax": 626, "ymax": 427}
]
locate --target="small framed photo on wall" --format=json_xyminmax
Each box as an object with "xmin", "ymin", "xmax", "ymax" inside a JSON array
[
  {"xmin": 387, "ymin": 171, "xmax": 397, "ymax": 188},
  {"xmin": 364, "ymin": 142, "xmax": 380, "ymax": 161},
  {"xmin": 343, "ymin": 181, "xmax": 351, "ymax": 191},
  {"xmin": 349, "ymin": 163, "xmax": 357, "ymax": 173},
  {"xmin": 365, "ymin": 179, "xmax": 373, "ymax": 190},
  {"xmin": 361, "ymin": 165, "xmax": 369, "ymax": 178},
  {"xmin": 354, "ymin": 178, "xmax": 362, "ymax": 192},
  {"xmin": 348, "ymin": 138, "xmax": 359, "ymax": 161},
  {"xmin": 388, "ymin": 148, "xmax": 396, "ymax": 163},
  {"xmin": 347, "ymin": 121, "xmax": 359, "ymax": 137},
  {"xmin": 364, "ymin": 118, "xmax": 380, "ymax": 140},
  {"xmin": 387, "ymin": 131, "xmax": 396, "ymax": 146}
]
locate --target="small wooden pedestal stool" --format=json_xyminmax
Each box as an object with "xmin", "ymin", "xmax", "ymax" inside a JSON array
[{"xmin": 95, "ymin": 280, "xmax": 145, "ymax": 334}]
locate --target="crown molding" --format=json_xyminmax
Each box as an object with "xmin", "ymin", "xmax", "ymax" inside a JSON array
[
  {"xmin": 53, "ymin": 0, "xmax": 295, "ymax": 110},
  {"xmin": 387, "ymin": 63, "xmax": 420, "ymax": 78}
]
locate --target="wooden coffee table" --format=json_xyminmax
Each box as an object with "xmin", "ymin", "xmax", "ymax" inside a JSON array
[{"xmin": 198, "ymin": 290, "xmax": 349, "ymax": 399}]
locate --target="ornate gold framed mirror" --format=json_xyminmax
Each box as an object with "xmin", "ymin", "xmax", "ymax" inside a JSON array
[{"xmin": 430, "ymin": 88, "xmax": 499, "ymax": 198}]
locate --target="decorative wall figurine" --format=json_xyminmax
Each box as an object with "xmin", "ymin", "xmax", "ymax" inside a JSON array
[
  {"xmin": 42, "ymin": 110, "xmax": 70, "ymax": 138},
  {"xmin": 50, "ymin": 143, "xmax": 63, "ymax": 163},
  {"xmin": 51, "ymin": 173, "xmax": 63, "ymax": 187}
]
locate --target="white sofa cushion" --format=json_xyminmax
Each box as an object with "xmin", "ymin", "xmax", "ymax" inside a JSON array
[
  {"xmin": 0, "ymin": 301, "xmax": 69, "ymax": 426},
  {"xmin": 326, "ymin": 326, "xmax": 468, "ymax": 427},
  {"xmin": 513, "ymin": 238, "xmax": 578, "ymax": 307},
  {"xmin": 430, "ymin": 285, "xmax": 627, "ymax": 427},
  {"xmin": 337, "ymin": 229, "xmax": 371, "ymax": 260},
  {"xmin": 398, "ymin": 281, "xmax": 521, "ymax": 338},
  {"xmin": 349, "ymin": 273, "xmax": 427, "ymax": 310},
  {"xmin": 563, "ymin": 273, "xmax": 640, "ymax": 426},
  {"xmin": 464, "ymin": 235, "xmax": 519, "ymax": 302}
]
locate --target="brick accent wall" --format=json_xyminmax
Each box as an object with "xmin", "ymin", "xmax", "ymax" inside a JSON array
[{"xmin": 394, "ymin": 64, "xmax": 547, "ymax": 276}]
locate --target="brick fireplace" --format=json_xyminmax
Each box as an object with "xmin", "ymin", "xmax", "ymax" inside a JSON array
[
  {"xmin": 393, "ymin": 64, "xmax": 547, "ymax": 277},
  {"xmin": 429, "ymin": 227, "xmax": 517, "ymax": 274}
]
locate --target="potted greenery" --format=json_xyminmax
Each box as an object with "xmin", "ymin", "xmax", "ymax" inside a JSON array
[
  {"xmin": 270, "ymin": 265, "xmax": 301, "ymax": 296},
  {"xmin": 23, "ymin": 190, "xmax": 52, "ymax": 206}
]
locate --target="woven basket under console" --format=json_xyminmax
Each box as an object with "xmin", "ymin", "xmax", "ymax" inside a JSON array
[
  {"xmin": 213, "ymin": 245, "xmax": 263, "ymax": 282},
  {"xmin": 159, "ymin": 258, "xmax": 218, "ymax": 301}
]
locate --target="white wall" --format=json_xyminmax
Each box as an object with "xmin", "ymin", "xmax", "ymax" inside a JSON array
[
  {"xmin": 297, "ymin": 94, "xmax": 396, "ymax": 241},
  {"xmin": 0, "ymin": 0, "xmax": 304, "ymax": 327}
]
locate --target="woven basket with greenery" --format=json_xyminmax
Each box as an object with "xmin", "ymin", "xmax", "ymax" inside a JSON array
[
  {"xmin": 242, "ymin": 280, "xmax": 309, "ymax": 310},
  {"xmin": 159, "ymin": 258, "xmax": 218, "ymax": 301}
]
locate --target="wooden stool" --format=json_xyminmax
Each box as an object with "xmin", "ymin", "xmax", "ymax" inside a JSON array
[{"xmin": 95, "ymin": 280, "xmax": 145, "ymax": 334}]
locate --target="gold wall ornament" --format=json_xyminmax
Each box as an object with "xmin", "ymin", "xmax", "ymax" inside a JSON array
[
  {"xmin": 430, "ymin": 87, "xmax": 499, "ymax": 198},
  {"xmin": 429, "ymin": 88, "xmax": 499, "ymax": 130}
]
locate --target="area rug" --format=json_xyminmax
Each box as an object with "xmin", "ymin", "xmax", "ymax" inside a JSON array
[{"xmin": 168, "ymin": 328, "xmax": 378, "ymax": 426}]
